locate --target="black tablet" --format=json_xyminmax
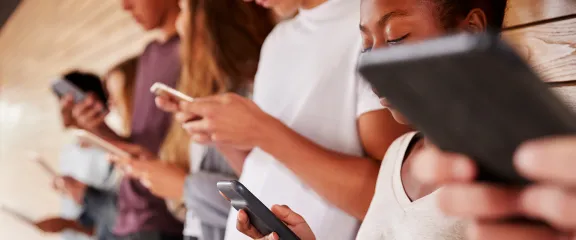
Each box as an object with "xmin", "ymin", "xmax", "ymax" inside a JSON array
[{"xmin": 359, "ymin": 32, "xmax": 576, "ymax": 185}]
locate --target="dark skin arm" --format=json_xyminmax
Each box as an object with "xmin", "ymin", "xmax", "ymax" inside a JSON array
[{"xmin": 258, "ymin": 109, "xmax": 409, "ymax": 219}]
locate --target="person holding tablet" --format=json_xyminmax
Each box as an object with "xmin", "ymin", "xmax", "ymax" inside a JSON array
[
  {"xmin": 410, "ymin": 134, "xmax": 576, "ymax": 240},
  {"xmin": 231, "ymin": 0, "xmax": 505, "ymax": 239}
]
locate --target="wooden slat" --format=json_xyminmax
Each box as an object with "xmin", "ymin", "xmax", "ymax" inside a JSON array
[
  {"xmin": 503, "ymin": 17, "xmax": 576, "ymax": 83},
  {"xmin": 504, "ymin": 0, "xmax": 576, "ymax": 28}
]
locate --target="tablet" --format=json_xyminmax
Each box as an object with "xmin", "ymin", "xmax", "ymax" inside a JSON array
[{"xmin": 358, "ymin": 32, "xmax": 576, "ymax": 185}]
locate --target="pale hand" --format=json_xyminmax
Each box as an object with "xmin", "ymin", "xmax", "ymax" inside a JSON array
[
  {"xmin": 177, "ymin": 93, "xmax": 282, "ymax": 151},
  {"xmin": 155, "ymin": 95, "xmax": 181, "ymax": 113},
  {"xmin": 410, "ymin": 136, "xmax": 576, "ymax": 240}
]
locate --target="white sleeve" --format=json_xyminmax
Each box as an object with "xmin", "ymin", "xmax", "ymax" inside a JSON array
[{"xmin": 356, "ymin": 74, "xmax": 384, "ymax": 117}]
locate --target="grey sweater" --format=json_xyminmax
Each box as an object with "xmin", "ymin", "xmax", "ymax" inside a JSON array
[{"xmin": 184, "ymin": 146, "xmax": 238, "ymax": 240}]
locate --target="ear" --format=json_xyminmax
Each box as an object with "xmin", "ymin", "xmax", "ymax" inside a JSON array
[{"xmin": 462, "ymin": 8, "xmax": 487, "ymax": 33}]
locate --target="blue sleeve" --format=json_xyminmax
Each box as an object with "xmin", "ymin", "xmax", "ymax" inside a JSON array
[
  {"xmin": 81, "ymin": 186, "xmax": 118, "ymax": 228},
  {"xmin": 77, "ymin": 209, "xmax": 95, "ymax": 228}
]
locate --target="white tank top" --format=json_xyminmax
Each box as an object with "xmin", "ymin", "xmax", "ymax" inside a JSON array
[{"xmin": 356, "ymin": 132, "xmax": 466, "ymax": 240}]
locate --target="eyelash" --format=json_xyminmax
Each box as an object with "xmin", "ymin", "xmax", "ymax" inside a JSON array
[
  {"xmin": 362, "ymin": 33, "xmax": 411, "ymax": 53},
  {"xmin": 387, "ymin": 33, "xmax": 410, "ymax": 45}
]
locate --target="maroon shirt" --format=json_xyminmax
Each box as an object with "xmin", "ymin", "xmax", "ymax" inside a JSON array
[{"xmin": 114, "ymin": 36, "xmax": 184, "ymax": 236}]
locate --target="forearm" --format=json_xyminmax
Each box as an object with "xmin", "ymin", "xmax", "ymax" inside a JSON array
[
  {"xmin": 92, "ymin": 124, "xmax": 126, "ymax": 142},
  {"xmin": 215, "ymin": 146, "xmax": 250, "ymax": 175},
  {"xmin": 259, "ymin": 122, "xmax": 380, "ymax": 220}
]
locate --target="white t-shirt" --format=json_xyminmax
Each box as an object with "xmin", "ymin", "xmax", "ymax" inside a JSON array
[
  {"xmin": 224, "ymin": 0, "xmax": 383, "ymax": 239},
  {"xmin": 356, "ymin": 132, "xmax": 465, "ymax": 240}
]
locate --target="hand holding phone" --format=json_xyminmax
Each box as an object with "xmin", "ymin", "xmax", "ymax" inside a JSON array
[
  {"xmin": 217, "ymin": 180, "xmax": 301, "ymax": 240},
  {"xmin": 150, "ymin": 82, "xmax": 194, "ymax": 103},
  {"xmin": 71, "ymin": 129, "xmax": 131, "ymax": 159},
  {"xmin": 151, "ymin": 82, "xmax": 203, "ymax": 123}
]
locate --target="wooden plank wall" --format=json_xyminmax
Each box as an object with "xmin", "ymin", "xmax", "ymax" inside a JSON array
[
  {"xmin": 502, "ymin": 0, "xmax": 576, "ymax": 84},
  {"xmin": 502, "ymin": 0, "xmax": 576, "ymax": 118}
]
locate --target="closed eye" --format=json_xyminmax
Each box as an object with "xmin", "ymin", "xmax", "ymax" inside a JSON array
[{"xmin": 387, "ymin": 33, "xmax": 410, "ymax": 45}]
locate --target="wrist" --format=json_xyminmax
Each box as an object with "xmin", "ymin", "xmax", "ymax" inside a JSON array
[
  {"xmin": 175, "ymin": 171, "xmax": 187, "ymax": 199},
  {"xmin": 93, "ymin": 124, "xmax": 122, "ymax": 141},
  {"xmin": 256, "ymin": 116, "xmax": 290, "ymax": 151}
]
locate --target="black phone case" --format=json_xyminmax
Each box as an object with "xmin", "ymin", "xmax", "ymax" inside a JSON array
[
  {"xmin": 359, "ymin": 32, "xmax": 576, "ymax": 186},
  {"xmin": 51, "ymin": 79, "xmax": 87, "ymax": 103},
  {"xmin": 217, "ymin": 181, "xmax": 300, "ymax": 240}
]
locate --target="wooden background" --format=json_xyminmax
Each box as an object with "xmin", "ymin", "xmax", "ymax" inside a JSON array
[
  {"xmin": 0, "ymin": 0, "xmax": 153, "ymax": 239},
  {"xmin": 0, "ymin": 0, "xmax": 574, "ymax": 239}
]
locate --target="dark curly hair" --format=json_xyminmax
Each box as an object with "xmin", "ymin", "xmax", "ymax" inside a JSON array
[
  {"xmin": 63, "ymin": 71, "xmax": 108, "ymax": 104},
  {"xmin": 432, "ymin": 0, "xmax": 507, "ymax": 30}
]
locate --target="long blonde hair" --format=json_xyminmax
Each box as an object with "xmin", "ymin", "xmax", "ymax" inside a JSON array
[
  {"xmin": 104, "ymin": 57, "xmax": 138, "ymax": 136},
  {"xmin": 159, "ymin": 0, "xmax": 275, "ymax": 169}
]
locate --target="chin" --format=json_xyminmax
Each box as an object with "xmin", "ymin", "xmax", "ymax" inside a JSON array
[{"xmin": 391, "ymin": 112, "xmax": 410, "ymax": 125}]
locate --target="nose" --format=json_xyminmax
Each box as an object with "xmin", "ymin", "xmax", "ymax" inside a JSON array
[{"xmin": 372, "ymin": 38, "xmax": 387, "ymax": 50}]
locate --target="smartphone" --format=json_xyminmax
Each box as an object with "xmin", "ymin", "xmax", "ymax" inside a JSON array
[
  {"xmin": 0, "ymin": 204, "xmax": 34, "ymax": 225},
  {"xmin": 71, "ymin": 129, "xmax": 131, "ymax": 159},
  {"xmin": 150, "ymin": 82, "xmax": 194, "ymax": 102},
  {"xmin": 51, "ymin": 79, "xmax": 87, "ymax": 103},
  {"xmin": 358, "ymin": 32, "xmax": 576, "ymax": 186},
  {"xmin": 217, "ymin": 181, "xmax": 300, "ymax": 240},
  {"xmin": 29, "ymin": 153, "xmax": 57, "ymax": 177}
]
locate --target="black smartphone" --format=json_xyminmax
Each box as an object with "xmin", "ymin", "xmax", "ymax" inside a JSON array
[
  {"xmin": 358, "ymin": 32, "xmax": 576, "ymax": 186},
  {"xmin": 217, "ymin": 180, "xmax": 300, "ymax": 240},
  {"xmin": 51, "ymin": 78, "xmax": 87, "ymax": 103}
]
